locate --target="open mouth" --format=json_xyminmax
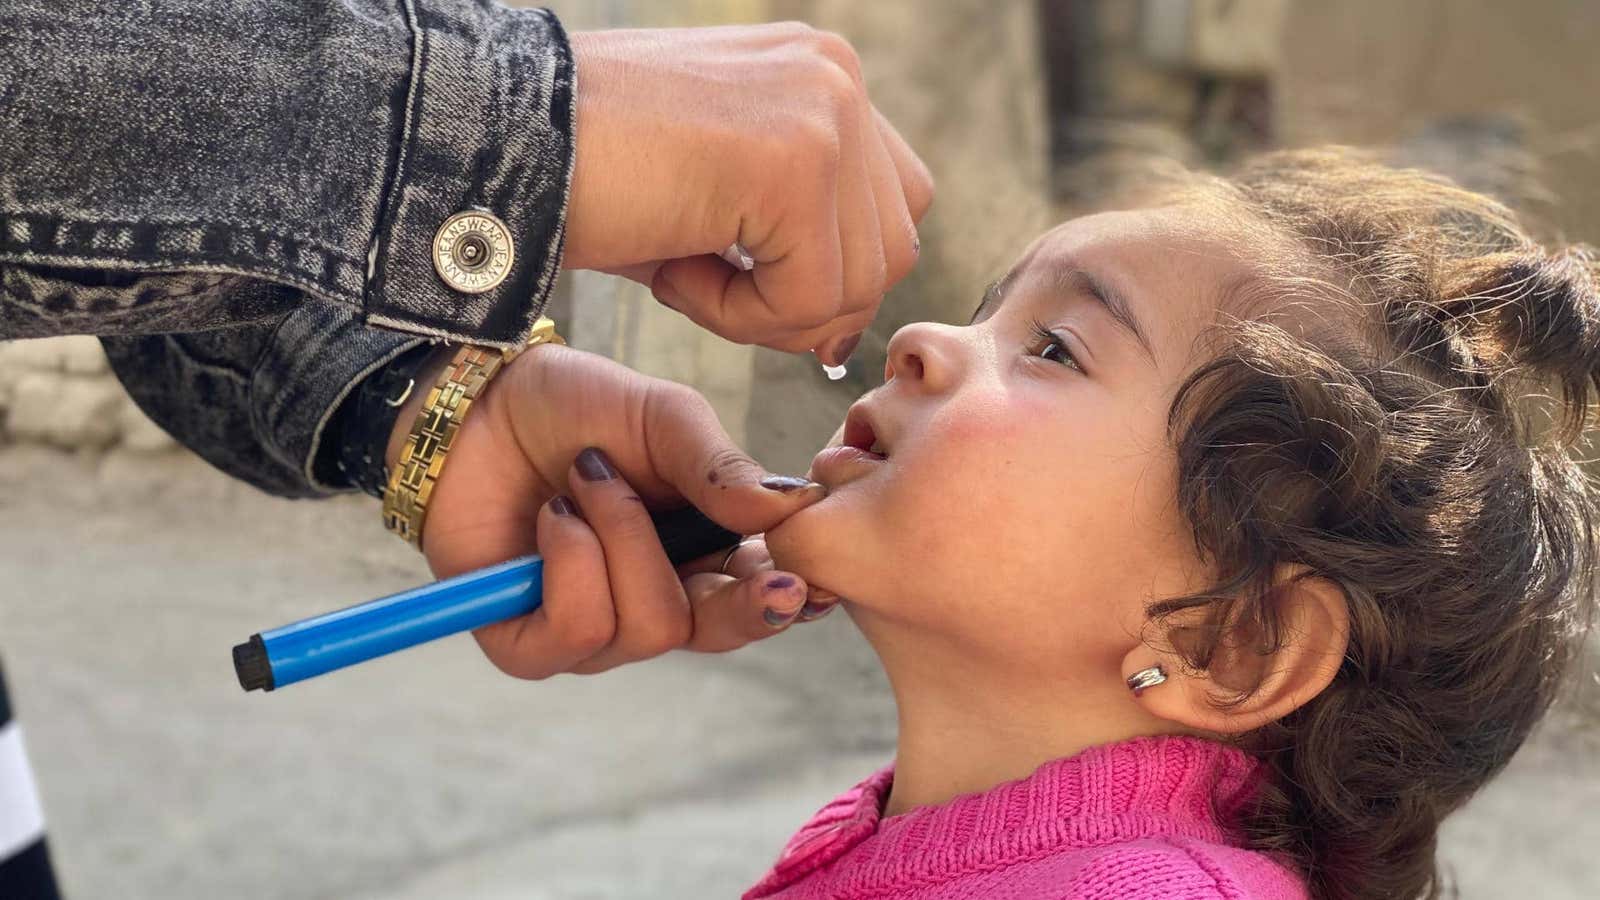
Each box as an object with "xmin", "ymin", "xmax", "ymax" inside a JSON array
[
  {"xmin": 842, "ymin": 406, "xmax": 888, "ymax": 460},
  {"xmin": 809, "ymin": 404, "xmax": 891, "ymax": 486}
]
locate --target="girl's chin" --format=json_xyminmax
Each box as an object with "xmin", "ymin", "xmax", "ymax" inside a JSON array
[{"xmin": 763, "ymin": 491, "xmax": 863, "ymax": 587}]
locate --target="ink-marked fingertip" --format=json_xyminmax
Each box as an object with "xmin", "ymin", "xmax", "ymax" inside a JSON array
[
  {"xmin": 763, "ymin": 606, "xmax": 799, "ymax": 628},
  {"xmin": 798, "ymin": 599, "xmax": 838, "ymax": 622},
  {"xmin": 763, "ymin": 573, "xmax": 799, "ymax": 593},
  {"xmin": 760, "ymin": 572, "xmax": 805, "ymax": 627}
]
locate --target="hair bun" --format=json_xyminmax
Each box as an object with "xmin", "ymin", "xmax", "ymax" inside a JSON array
[{"xmin": 1439, "ymin": 245, "xmax": 1600, "ymax": 441}]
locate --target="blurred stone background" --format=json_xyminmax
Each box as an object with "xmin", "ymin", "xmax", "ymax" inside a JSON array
[{"xmin": 2, "ymin": 1, "xmax": 1598, "ymax": 897}]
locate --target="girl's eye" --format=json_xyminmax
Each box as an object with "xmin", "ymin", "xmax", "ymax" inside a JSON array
[{"xmin": 1028, "ymin": 319, "xmax": 1082, "ymax": 371}]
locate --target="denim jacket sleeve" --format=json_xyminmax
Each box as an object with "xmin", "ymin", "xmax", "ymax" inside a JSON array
[
  {"xmin": 101, "ymin": 303, "xmax": 426, "ymax": 498},
  {"xmin": 1, "ymin": 0, "xmax": 576, "ymax": 496}
]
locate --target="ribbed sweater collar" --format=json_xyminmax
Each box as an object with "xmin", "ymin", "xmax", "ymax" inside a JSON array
[{"xmin": 745, "ymin": 735, "xmax": 1266, "ymax": 897}]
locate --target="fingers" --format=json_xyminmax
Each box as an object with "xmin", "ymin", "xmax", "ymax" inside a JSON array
[
  {"xmin": 648, "ymin": 258, "xmax": 875, "ymax": 365},
  {"xmin": 656, "ymin": 111, "xmax": 928, "ymax": 368},
  {"xmin": 805, "ymin": 117, "xmax": 886, "ymax": 366},
  {"xmin": 810, "ymin": 111, "xmax": 935, "ymax": 374},
  {"xmin": 475, "ymin": 474, "xmax": 835, "ymax": 680},
  {"xmin": 653, "ymin": 161, "xmax": 845, "ymax": 346},
  {"xmin": 654, "ymin": 77, "xmax": 925, "ymax": 357},
  {"xmin": 471, "ymin": 495, "xmax": 617, "ymax": 680},
  {"xmin": 832, "ymin": 86, "xmax": 888, "ymax": 326},
  {"xmin": 640, "ymin": 381, "xmax": 827, "ymax": 536},
  {"xmin": 566, "ymin": 24, "xmax": 935, "ymax": 363},
  {"xmin": 682, "ymin": 569, "xmax": 809, "ymax": 653},
  {"xmin": 751, "ymin": 304, "xmax": 880, "ymax": 359},
  {"xmin": 787, "ymin": 131, "xmax": 928, "ymax": 370},
  {"xmin": 860, "ymin": 108, "xmax": 917, "ymax": 295},
  {"xmin": 679, "ymin": 537, "xmax": 834, "ymax": 652},
  {"xmin": 563, "ymin": 448, "xmax": 694, "ymax": 674},
  {"xmin": 676, "ymin": 536, "xmax": 775, "ymax": 578},
  {"xmin": 873, "ymin": 107, "xmax": 935, "ymax": 225}
]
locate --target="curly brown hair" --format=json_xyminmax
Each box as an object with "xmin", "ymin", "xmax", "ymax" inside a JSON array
[{"xmin": 1146, "ymin": 148, "xmax": 1598, "ymax": 899}]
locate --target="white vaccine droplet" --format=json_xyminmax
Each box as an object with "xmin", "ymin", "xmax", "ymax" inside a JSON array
[{"xmin": 823, "ymin": 363, "xmax": 847, "ymax": 381}]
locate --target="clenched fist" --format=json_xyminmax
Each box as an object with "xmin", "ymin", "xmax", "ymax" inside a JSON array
[{"xmin": 563, "ymin": 23, "xmax": 936, "ymax": 366}]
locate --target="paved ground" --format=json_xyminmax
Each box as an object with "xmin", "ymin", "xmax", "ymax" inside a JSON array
[
  {"xmin": 1, "ymin": 447, "xmax": 1596, "ymax": 898},
  {"xmin": 0, "ymin": 448, "xmax": 891, "ymax": 899}
]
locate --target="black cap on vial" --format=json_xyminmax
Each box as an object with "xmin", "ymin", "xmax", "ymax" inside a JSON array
[{"xmin": 232, "ymin": 635, "xmax": 275, "ymax": 692}]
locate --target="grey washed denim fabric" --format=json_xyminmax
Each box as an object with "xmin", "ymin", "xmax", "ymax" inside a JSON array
[
  {"xmin": 102, "ymin": 303, "xmax": 427, "ymax": 496},
  {"xmin": 1, "ymin": 0, "xmax": 576, "ymax": 496}
]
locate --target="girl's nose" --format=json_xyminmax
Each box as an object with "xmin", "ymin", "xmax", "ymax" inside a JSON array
[{"xmin": 885, "ymin": 321, "xmax": 962, "ymax": 392}]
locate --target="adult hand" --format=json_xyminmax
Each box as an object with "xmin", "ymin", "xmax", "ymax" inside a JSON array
[
  {"xmin": 563, "ymin": 24, "xmax": 936, "ymax": 366},
  {"xmin": 387, "ymin": 344, "xmax": 827, "ymax": 677}
]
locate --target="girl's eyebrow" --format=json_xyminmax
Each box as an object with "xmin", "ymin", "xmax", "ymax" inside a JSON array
[
  {"xmin": 1052, "ymin": 264, "xmax": 1156, "ymax": 363},
  {"xmin": 969, "ymin": 258, "xmax": 1157, "ymax": 364},
  {"xmin": 967, "ymin": 280, "xmax": 1005, "ymax": 324}
]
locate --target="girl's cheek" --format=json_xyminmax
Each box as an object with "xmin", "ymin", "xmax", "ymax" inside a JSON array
[
  {"xmin": 882, "ymin": 395, "xmax": 1041, "ymax": 523},
  {"xmin": 927, "ymin": 391, "xmax": 1030, "ymax": 451}
]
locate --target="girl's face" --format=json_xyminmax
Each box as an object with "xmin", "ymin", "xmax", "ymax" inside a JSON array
[{"xmin": 766, "ymin": 206, "xmax": 1249, "ymax": 673}]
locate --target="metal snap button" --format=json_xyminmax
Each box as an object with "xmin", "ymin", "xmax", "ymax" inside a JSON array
[{"xmin": 432, "ymin": 210, "xmax": 514, "ymax": 294}]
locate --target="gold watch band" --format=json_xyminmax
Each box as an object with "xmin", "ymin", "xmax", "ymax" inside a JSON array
[{"xmin": 381, "ymin": 316, "xmax": 565, "ymax": 548}]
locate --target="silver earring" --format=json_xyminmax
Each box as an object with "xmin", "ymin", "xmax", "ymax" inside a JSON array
[{"xmin": 1126, "ymin": 666, "xmax": 1167, "ymax": 696}]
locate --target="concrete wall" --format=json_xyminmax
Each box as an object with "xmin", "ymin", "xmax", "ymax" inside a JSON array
[
  {"xmin": 1276, "ymin": 0, "xmax": 1600, "ymax": 246},
  {"xmin": 0, "ymin": 337, "xmax": 175, "ymax": 453}
]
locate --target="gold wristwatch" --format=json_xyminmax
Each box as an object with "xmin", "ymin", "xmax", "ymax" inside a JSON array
[{"xmin": 381, "ymin": 316, "xmax": 565, "ymax": 548}]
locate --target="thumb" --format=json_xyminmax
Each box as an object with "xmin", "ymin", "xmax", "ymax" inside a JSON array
[{"xmin": 641, "ymin": 382, "xmax": 827, "ymax": 536}]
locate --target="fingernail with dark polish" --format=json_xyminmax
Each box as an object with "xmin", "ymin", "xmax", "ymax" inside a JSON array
[
  {"xmin": 762, "ymin": 574, "xmax": 802, "ymax": 627},
  {"xmin": 760, "ymin": 475, "xmax": 823, "ymax": 494},
  {"xmin": 831, "ymin": 332, "xmax": 862, "ymax": 366},
  {"xmin": 576, "ymin": 447, "xmax": 617, "ymax": 482},
  {"xmin": 799, "ymin": 599, "xmax": 838, "ymax": 622},
  {"xmin": 550, "ymin": 495, "xmax": 579, "ymax": 517}
]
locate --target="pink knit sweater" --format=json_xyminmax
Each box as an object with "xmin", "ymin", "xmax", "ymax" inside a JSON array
[{"xmin": 744, "ymin": 736, "xmax": 1309, "ymax": 899}]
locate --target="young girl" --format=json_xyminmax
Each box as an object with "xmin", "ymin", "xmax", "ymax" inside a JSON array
[{"xmin": 747, "ymin": 148, "xmax": 1598, "ymax": 899}]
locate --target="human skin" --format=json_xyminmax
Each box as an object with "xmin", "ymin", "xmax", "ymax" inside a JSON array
[
  {"xmin": 382, "ymin": 22, "xmax": 934, "ymax": 681},
  {"xmin": 564, "ymin": 24, "xmax": 934, "ymax": 366},
  {"xmin": 764, "ymin": 205, "xmax": 1348, "ymax": 816},
  {"xmin": 387, "ymin": 345, "xmax": 832, "ymax": 678}
]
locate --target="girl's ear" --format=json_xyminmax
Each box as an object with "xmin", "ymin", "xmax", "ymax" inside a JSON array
[{"xmin": 1121, "ymin": 564, "xmax": 1350, "ymax": 734}]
